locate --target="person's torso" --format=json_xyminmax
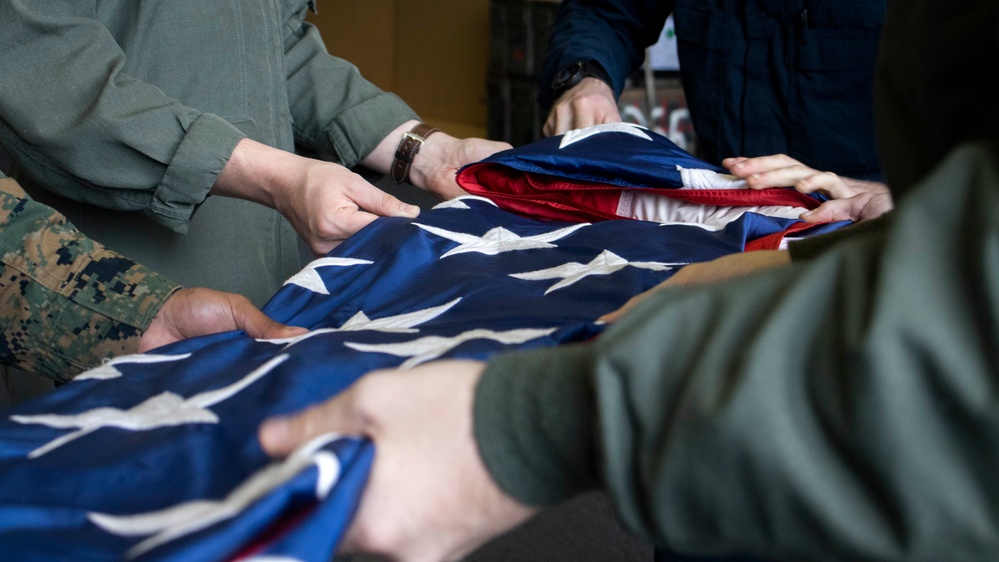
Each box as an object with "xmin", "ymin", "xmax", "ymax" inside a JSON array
[
  {"xmin": 18, "ymin": 1, "xmax": 315, "ymax": 304},
  {"xmin": 674, "ymin": 0, "xmax": 885, "ymax": 180}
]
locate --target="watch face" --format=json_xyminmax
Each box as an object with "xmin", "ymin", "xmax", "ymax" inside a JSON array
[{"xmin": 552, "ymin": 60, "xmax": 585, "ymax": 90}]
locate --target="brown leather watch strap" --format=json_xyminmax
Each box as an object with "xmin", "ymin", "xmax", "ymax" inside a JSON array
[{"xmin": 391, "ymin": 123, "xmax": 440, "ymax": 184}]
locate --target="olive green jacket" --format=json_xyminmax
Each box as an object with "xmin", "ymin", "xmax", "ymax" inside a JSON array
[
  {"xmin": 474, "ymin": 1, "xmax": 999, "ymax": 559},
  {"xmin": 0, "ymin": 1, "xmax": 418, "ymax": 304},
  {"xmin": 0, "ymin": 173, "xmax": 178, "ymax": 381}
]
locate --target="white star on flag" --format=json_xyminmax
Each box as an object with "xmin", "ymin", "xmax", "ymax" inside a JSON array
[
  {"xmin": 510, "ymin": 249, "xmax": 684, "ymax": 294},
  {"xmin": 12, "ymin": 355, "xmax": 289, "ymax": 458},
  {"xmin": 75, "ymin": 353, "xmax": 193, "ymax": 381},
  {"xmin": 414, "ymin": 223, "xmax": 589, "ymax": 258},
  {"xmin": 432, "ymin": 196, "xmax": 497, "ymax": 211},
  {"xmin": 676, "ymin": 165, "xmax": 747, "ymax": 190},
  {"xmin": 257, "ymin": 298, "xmax": 463, "ymax": 346},
  {"xmin": 283, "ymin": 257, "xmax": 374, "ymax": 295},
  {"xmin": 560, "ymin": 122, "xmax": 652, "ymax": 149},
  {"xmin": 344, "ymin": 327, "xmax": 557, "ymax": 369},
  {"xmin": 89, "ymin": 433, "xmax": 343, "ymax": 560}
]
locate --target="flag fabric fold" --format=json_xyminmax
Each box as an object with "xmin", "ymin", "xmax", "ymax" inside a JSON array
[
  {"xmin": 456, "ymin": 123, "xmax": 828, "ymax": 234},
  {"xmin": 0, "ymin": 132, "xmax": 845, "ymax": 560}
]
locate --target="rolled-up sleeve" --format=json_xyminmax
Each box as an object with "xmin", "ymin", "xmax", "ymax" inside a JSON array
[{"xmin": 0, "ymin": 1, "xmax": 246, "ymax": 233}]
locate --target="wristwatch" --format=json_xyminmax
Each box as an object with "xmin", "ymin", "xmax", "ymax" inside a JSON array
[
  {"xmin": 391, "ymin": 123, "xmax": 440, "ymax": 185},
  {"xmin": 550, "ymin": 60, "xmax": 612, "ymax": 100}
]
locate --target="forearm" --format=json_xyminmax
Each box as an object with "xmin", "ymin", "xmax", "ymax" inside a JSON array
[
  {"xmin": 0, "ymin": 178, "xmax": 179, "ymax": 381},
  {"xmin": 211, "ymin": 138, "xmax": 302, "ymax": 209},
  {"xmin": 476, "ymin": 142, "xmax": 999, "ymax": 559}
]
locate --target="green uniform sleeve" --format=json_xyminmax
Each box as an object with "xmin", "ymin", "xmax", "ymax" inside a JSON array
[
  {"xmin": 787, "ymin": 213, "xmax": 893, "ymax": 262},
  {"xmin": 475, "ymin": 141, "xmax": 999, "ymax": 560},
  {"xmin": 281, "ymin": 6, "xmax": 419, "ymax": 168},
  {"xmin": 0, "ymin": 177, "xmax": 180, "ymax": 381},
  {"xmin": 0, "ymin": 1, "xmax": 246, "ymax": 233}
]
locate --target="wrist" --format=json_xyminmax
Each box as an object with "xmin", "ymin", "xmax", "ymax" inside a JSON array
[
  {"xmin": 474, "ymin": 345, "xmax": 600, "ymax": 506},
  {"xmin": 551, "ymin": 59, "xmax": 612, "ymax": 102},
  {"xmin": 213, "ymin": 138, "xmax": 301, "ymax": 210},
  {"xmin": 407, "ymin": 130, "xmax": 458, "ymax": 190},
  {"xmin": 391, "ymin": 122, "xmax": 442, "ymax": 186}
]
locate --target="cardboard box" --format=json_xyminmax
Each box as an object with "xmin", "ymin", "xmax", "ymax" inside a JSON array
[
  {"xmin": 309, "ymin": 1, "xmax": 492, "ymax": 137},
  {"xmin": 618, "ymin": 81, "xmax": 697, "ymax": 155}
]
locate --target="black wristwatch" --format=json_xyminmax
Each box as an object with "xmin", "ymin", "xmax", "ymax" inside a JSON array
[{"xmin": 550, "ymin": 60, "xmax": 612, "ymax": 100}]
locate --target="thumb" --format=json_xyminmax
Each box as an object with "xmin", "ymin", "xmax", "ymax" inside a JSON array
[
  {"xmin": 350, "ymin": 181, "xmax": 420, "ymax": 219},
  {"xmin": 800, "ymin": 199, "xmax": 854, "ymax": 223},
  {"xmin": 259, "ymin": 390, "xmax": 365, "ymax": 457},
  {"xmin": 233, "ymin": 305, "xmax": 309, "ymax": 340},
  {"xmin": 227, "ymin": 294, "xmax": 308, "ymax": 340}
]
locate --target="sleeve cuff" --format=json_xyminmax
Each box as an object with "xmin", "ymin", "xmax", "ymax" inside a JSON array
[
  {"xmin": 474, "ymin": 344, "xmax": 602, "ymax": 507},
  {"xmin": 149, "ymin": 113, "xmax": 247, "ymax": 233},
  {"xmin": 789, "ymin": 213, "xmax": 894, "ymax": 261},
  {"xmin": 319, "ymin": 92, "xmax": 419, "ymax": 169}
]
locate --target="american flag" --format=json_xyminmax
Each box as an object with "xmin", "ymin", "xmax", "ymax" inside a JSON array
[{"xmin": 0, "ymin": 127, "xmax": 842, "ymax": 560}]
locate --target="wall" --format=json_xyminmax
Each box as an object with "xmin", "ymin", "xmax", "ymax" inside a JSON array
[{"xmin": 309, "ymin": 0, "xmax": 491, "ymax": 138}]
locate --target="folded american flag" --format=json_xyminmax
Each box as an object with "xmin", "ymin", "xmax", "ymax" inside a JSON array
[
  {"xmin": 0, "ymin": 129, "xmax": 843, "ymax": 561},
  {"xmin": 458, "ymin": 123, "xmax": 826, "ymax": 243}
]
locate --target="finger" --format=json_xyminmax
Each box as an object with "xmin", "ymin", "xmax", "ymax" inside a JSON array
[
  {"xmin": 551, "ymin": 105, "xmax": 576, "ymax": 136},
  {"xmin": 799, "ymin": 198, "xmax": 858, "ymax": 223},
  {"xmin": 592, "ymin": 109, "xmax": 621, "ymax": 127},
  {"xmin": 725, "ymin": 154, "xmax": 801, "ymax": 178},
  {"xmin": 722, "ymin": 157, "xmax": 750, "ymax": 169},
  {"xmin": 566, "ymin": 101, "xmax": 607, "ymax": 131},
  {"xmin": 231, "ymin": 298, "xmax": 308, "ymax": 340},
  {"xmin": 258, "ymin": 391, "xmax": 364, "ymax": 457},
  {"xmin": 742, "ymin": 165, "xmax": 819, "ymax": 190},
  {"xmin": 349, "ymin": 182, "xmax": 420, "ymax": 219},
  {"xmin": 794, "ymin": 171, "xmax": 854, "ymax": 199},
  {"xmin": 543, "ymin": 111, "xmax": 557, "ymax": 137}
]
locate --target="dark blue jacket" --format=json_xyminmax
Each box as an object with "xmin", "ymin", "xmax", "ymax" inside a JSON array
[{"xmin": 539, "ymin": 0, "xmax": 885, "ymax": 180}]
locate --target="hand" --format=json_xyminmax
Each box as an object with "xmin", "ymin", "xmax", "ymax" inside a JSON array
[
  {"xmin": 277, "ymin": 158, "xmax": 422, "ymax": 256},
  {"xmin": 139, "ymin": 287, "xmax": 307, "ymax": 352},
  {"xmin": 599, "ymin": 250, "xmax": 790, "ymax": 323},
  {"xmin": 543, "ymin": 78, "xmax": 621, "ymax": 137},
  {"xmin": 723, "ymin": 154, "xmax": 893, "ymax": 223},
  {"xmin": 215, "ymin": 139, "xmax": 421, "ymax": 257},
  {"xmin": 410, "ymin": 133, "xmax": 512, "ymax": 200},
  {"xmin": 259, "ymin": 360, "xmax": 536, "ymax": 561}
]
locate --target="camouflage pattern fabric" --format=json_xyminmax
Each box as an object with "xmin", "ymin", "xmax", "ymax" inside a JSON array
[{"xmin": 0, "ymin": 177, "xmax": 179, "ymax": 381}]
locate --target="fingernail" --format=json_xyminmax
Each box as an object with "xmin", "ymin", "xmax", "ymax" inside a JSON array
[{"xmin": 402, "ymin": 205, "xmax": 420, "ymax": 217}]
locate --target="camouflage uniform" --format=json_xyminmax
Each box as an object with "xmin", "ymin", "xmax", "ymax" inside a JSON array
[{"xmin": 0, "ymin": 175, "xmax": 179, "ymax": 382}]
